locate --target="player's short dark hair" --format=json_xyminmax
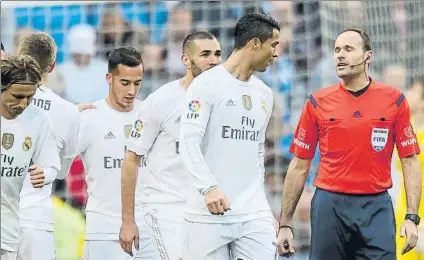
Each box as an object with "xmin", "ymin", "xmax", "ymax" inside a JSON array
[
  {"xmin": 1, "ymin": 55, "xmax": 42, "ymax": 92},
  {"xmin": 340, "ymin": 28, "xmax": 373, "ymax": 51},
  {"xmin": 233, "ymin": 12, "xmax": 280, "ymax": 50},
  {"xmin": 108, "ymin": 47, "xmax": 143, "ymax": 74},
  {"xmin": 182, "ymin": 31, "xmax": 216, "ymax": 54},
  {"xmin": 1, "ymin": 42, "xmax": 4, "ymax": 51}
]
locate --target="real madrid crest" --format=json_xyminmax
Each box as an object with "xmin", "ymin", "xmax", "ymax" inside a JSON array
[
  {"xmin": 22, "ymin": 137, "xmax": 32, "ymax": 151},
  {"xmin": 124, "ymin": 125, "xmax": 132, "ymax": 138},
  {"xmin": 242, "ymin": 95, "xmax": 252, "ymax": 111},
  {"xmin": 2, "ymin": 133, "xmax": 14, "ymax": 150}
]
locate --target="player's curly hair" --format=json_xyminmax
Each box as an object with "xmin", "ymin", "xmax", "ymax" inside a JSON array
[{"xmin": 1, "ymin": 55, "xmax": 42, "ymax": 92}]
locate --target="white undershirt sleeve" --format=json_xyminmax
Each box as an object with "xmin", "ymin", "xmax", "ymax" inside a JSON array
[{"xmin": 179, "ymin": 80, "xmax": 218, "ymax": 195}]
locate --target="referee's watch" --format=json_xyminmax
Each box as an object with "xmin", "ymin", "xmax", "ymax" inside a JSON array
[{"xmin": 405, "ymin": 214, "xmax": 421, "ymax": 225}]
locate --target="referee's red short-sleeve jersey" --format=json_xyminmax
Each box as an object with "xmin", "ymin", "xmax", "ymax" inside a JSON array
[{"xmin": 289, "ymin": 80, "xmax": 421, "ymax": 194}]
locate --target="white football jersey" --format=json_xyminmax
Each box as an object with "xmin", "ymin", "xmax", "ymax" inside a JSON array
[
  {"xmin": 180, "ymin": 65, "xmax": 274, "ymax": 223},
  {"xmin": 1, "ymin": 105, "xmax": 60, "ymax": 251},
  {"xmin": 79, "ymin": 99, "xmax": 144, "ymax": 240},
  {"xmin": 20, "ymin": 86, "xmax": 80, "ymax": 231},
  {"xmin": 127, "ymin": 80, "xmax": 188, "ymax": 204}
]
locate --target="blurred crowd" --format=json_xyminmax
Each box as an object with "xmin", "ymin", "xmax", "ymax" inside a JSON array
[{"xmin": 1, "ymin": 1, "xmax": 423, "ymax": 259}]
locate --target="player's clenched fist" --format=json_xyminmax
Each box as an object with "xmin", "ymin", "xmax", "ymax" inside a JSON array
[
  {"xmin": 205, "ymin": 187, "xmax": 230, "ymax": 215},
  {"xmin": 119, "ymin": 221, "xmax": 139, "ymax": 257},
  {"xmin": 277, "ymin": 226, "xmax": 295, "ymax": 257},
  {"xmin": 29, "ymin": 165, "xmax": 45, "ymax": 188}
]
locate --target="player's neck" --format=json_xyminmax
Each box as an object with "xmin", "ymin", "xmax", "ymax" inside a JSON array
[
  {"xmin": 341, "ymin": 74, "xmax": 369, "ymax": 92},
  {"xmin": 180, "ymin": 73, "xmax": 194, "ymax": 90},
  {"xmin": 105, "ymin": 96, "xmax": 133, "ymax": 113},
  {"xmin": 223, "ymin": 50, "xmax": 254, "ymax": 82},
  {"xmin": 1, "ymin": 105, "xmax": 14, "ymax": 120},
  {"xmin": 41, "ymin": 75, "xmax": 48, "ymax": 87}
]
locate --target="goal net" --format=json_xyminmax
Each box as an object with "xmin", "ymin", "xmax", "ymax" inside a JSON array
[{"xmin": 319, "ymin": 1, "xmax": 424, "ymax": 90}]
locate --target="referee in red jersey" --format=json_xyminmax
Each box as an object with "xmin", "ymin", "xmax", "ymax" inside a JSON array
[{"xmin": 277, "ymin": 28, "xmax": 422, "ymax": 259}]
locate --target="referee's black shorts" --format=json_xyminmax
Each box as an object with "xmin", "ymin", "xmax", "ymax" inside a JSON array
[{"xmin": 309, "ymin": 188, "xmax": 396, "ymax": 260}]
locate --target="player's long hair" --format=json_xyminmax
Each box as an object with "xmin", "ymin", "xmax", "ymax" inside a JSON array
[{"xmin": 1, "ymin": 55, "xmax": 42, "ymax": 92}]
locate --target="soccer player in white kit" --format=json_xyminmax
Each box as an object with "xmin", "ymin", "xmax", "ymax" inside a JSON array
[
  {"xmin": 179, "ymin": 13, "xmax": 281, "ymax": 260},
  {"xmin": 16, "ymin": 32, "xmax": 81, "ymax": 260},
  {"xmin": 1, "ymin": 55, "xmax": 60, "ymax": 260},
  {"xmin": 77, "ymin": 47, "xmax": 156, "ymax": 260},
  {"xmin": 119, "ymin": 31, "xmax": 222, "ymax": 259}
]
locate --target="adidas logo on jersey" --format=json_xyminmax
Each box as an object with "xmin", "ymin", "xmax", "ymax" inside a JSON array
[
  {"xmin": 175, "ymin": 116, "xmax": 181, "ymax": 124},
  {"xmin": 104, "ymin": 131, "xmax": 116, "ymax": 139},
  {"xmin": 226, "ymin": 99, "xmax": 236, "ymax": 106}
]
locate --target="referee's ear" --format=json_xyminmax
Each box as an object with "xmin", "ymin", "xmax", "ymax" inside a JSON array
[{"xmin": 365, "ymin": 51, "xmax": 373, "ymax": 64}]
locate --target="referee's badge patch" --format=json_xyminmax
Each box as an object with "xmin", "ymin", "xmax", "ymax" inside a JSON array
[{"xmin": 371, "ymin": 128, "xmax": 389, "ymax": 152}]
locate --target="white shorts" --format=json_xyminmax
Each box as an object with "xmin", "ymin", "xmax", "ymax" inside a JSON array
[
  {"xmin": 182, "ymin": 217, "xmax": 277, "ymax": 260},
  {"xmin": 17, "ymin": 228, "xmax": 55, "ymax": 260},
  {"xmin": 84, "ymin": 240, "xmax": 157, "ymax": 260},
  {"xmin": 1, "ymin": 250, "xmax": 17, "ymax": 260},
  {"xmin": 143, "ymin": 203, "xmax": 186, "ymax": 260}
]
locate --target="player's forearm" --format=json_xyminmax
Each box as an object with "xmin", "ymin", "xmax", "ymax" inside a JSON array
[
  {"xmin": 401, "ymin": 154, "xmax": 422, "ymax": 214},
  {"xmin": 279, "ymin": 157, "xmax": 310, "ymax": 226},
  {"xmin": 121, "ymin": 151, "xmax": 140, "ymax": 223},
  {"xmin": 180, "ymin": 132, "xmax": 218, "ymax": 195}
]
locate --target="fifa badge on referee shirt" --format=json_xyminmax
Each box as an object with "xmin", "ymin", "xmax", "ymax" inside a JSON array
[
  {"xmin": 242, "ymin": 95, "xmax": 252, "ymax": 111},
  {"xmin": 2, "ymin": 133, "xmax": 14, "ymax": 150},
  {"xmin": 124, "ymin": 125, "xmax": 132, "ymax": 138},
  {"xmin": 371, "ymin": 128, "xmax": 389, "ymax": 152},
  {"xmin": 22, "ymin": 137, "xmax": 32, "ymax": 151}
]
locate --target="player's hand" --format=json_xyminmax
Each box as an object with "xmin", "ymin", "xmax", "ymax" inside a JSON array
[
  {"xmin": 205, "ymin": 188, "xmax": 230, "ymax": 215},
  {"xmin": 401, "ymin": 219, "xmax": 419, "ymax": 254},
  {"xmin": 29, "ymin": 165, "xmax": 45, "ymax": 188},
  {"xmin": 77, "ymin": 104, "xmax": 96, "ymax": 112},
  {"xmin": 277, "ymin": 226, "xmax": 295, "ymax": 257},
  {"xmin": 119, "ymin": 221, "xmax": 139, "ymax": 257}
]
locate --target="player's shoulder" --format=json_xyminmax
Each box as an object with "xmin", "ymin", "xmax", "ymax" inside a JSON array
[
  {"xmin": 49, "ymin": 91, "xmax": 79, "ymax": 118},
  {"xmin": 146, "ymin": 80, "xmax": 181, "ymax": 102},
  {"xmin": 23, "ymin": 104, "xmax": 48, "ymax": 118},
  {"xmin": 21, "ymin": 104, "xmax": 50, "ymax": 127},
  {"xmin": 79, "ymin": 99, "xmax": 104, "ymax": 119},
  {"xmin": 251, "ymin": 75, "xmax": 273, "ymax": 94},
  {"xmin": 132, "ymin": 98, "xmax": 144, "ymax": 111},
  {"xmin": 191, "ymin": 65, "xmax": 222, "ymax": 87}
]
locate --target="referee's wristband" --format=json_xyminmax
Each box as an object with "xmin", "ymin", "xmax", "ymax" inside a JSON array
[{"xmin": 279, "ymin": 225, "xmax": 294, "ymax": 234}]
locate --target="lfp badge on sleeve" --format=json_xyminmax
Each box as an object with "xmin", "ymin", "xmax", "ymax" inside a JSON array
[{"xmin": 371, "ymin": 128, "xmax": 389, "ymax": 152}]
